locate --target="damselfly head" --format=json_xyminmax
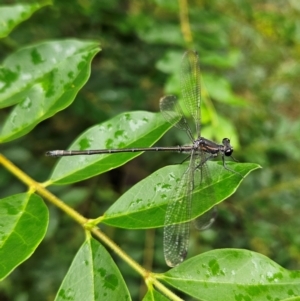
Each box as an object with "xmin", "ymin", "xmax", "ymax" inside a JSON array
[{"xmin": 222, "ymin": 138, "xmax": 234, "ymax": 157}]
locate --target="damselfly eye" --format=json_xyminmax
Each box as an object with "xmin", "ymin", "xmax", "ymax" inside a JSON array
[
  {"xmin": 225, "ymin": 148, "xmax": 233, "ymax": 156},
  {"xmin": 222, "ymin": 138, "xmax": 230, "ymax": 144}
]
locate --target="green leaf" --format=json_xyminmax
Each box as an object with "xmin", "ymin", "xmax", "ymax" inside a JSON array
[
  {"xmin": 54, "ymin": 237, "xmax": 131, "ymax": 301},
  {"xmin": 142, "ymin": 289, "xmax": 170, "ymax": 301},
  {"xmin": 155, "ymin": 51, "xmax": 182, "ymax": 74},
  {"xmin": 0, "ymin": 39, "xmax": 100, "ymax": 142},
  {"xmin": 203, "ymin": 74, "xmax": 246, "ymax": 106},
  {"xmin": 0, "ymin": 193, "xmax": 49, "ymax": 280},
  {"xmin": 159, "ymin": 249, "xmax": 300, "ymax": 301},
  {"xmin": 137, "ymin": 23, "xmax": 184, "ymax": 45},
  {"xmin": 201, "ymin": 49, "xmax": 242, "ymax": 69},
  {"xmin": 102, "ymin": 162, "xmax": 260, "ymax": 229},
  {"xmin": 46, "ymin": 111, "xmax": 173, "ymax": 185},
  {"xmin": 0, "ymin": 2, "xmax": 51, "ymax": 38}
]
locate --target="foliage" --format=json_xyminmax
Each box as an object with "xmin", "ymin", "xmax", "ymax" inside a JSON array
[{"xmin": 0, "ymin": 1, "xmax": 300, "ymax": 301}]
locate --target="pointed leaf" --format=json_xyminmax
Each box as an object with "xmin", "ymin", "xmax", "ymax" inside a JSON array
[
  {"xmin": 55, "ymin": 237, "xmax": 131, "ymax": 301},
  {"xmin": 0, "ymin": 193, "xmax": 49, "ymax": 280},
  {"xmin": 0, "ymin": 39, "xmax": 100, "ymax": 142},
  {"xmin": 0, "ymin": 2, "xmax": 51, "ymax": 38},
  {"xmin": 159, "ymin": 249, "xmax": 300, "ymax": 301},
  {"xmin": 102, "ymin": 162, "xmax": 260, "ymax": 229},
  {"xmin": 47, "ymin": 111, "xmax": 173, "ymax": 185}
]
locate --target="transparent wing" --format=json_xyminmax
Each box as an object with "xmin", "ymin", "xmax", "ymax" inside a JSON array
[
  {"xmin": 193, "ymin": 207, "xmax": 217, "ymax": 230},
  {"xmin": 193, "ymin": 154, "xmax": 217, "ymax": 230},
  {"xmin": 163, "ymin": 153, "xmax": 196, "ymax": 267},
  {"xmin": 160, "ymin": 95, "xmax": 194, "ymax": 141},
  {"xmin": 181, "ymin": 50, "xmax": 201, "ymax": 138},
  {"xmin": 163, "ymin": 51, "xmax": 211, "ymax": 267}
]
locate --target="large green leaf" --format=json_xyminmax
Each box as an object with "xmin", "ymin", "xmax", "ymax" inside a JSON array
[
  {"xmin": 55, "ymin": 237, "xmax": 131, "ymax": 301},
  {"xmin": 46, "ymin": 111, "xmax": 174, "ymax": 185},
  {"xmin": 0, "ymin": 193, "xmax": 49, "ymax": 280},
  {"xmin": 102, "ymin": 162, "xmax": 259, "ymax": 229},
  {"xmin": 0, "ymin": 2, "xmax": 51, "ymax": 38},
  {"xmin": 0, "ymin": 39, "xmax": 100, "ymax": 142},
  {"xmin": 203, "ymin": 74, "xmax": 246, "ymax": 106},
  {"xmin": 159, "ymin": 249, "xmax": 300, "ymax": 301}
]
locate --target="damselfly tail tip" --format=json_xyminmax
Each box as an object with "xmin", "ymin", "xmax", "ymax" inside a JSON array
[{"xmin": 45, "ymin": 150, "xmax": 60, "ymax": 157}]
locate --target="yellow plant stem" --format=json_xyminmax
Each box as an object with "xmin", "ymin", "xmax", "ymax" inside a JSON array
[
  {"xmin": 0, "ymin": 153, "xmax": 87, "ymax": 225},
  {"xmin": 90, "ymin": 227, "xmax": 183, "ymax": 300},
  {"xmin": 179, "ymin": 0, "xmax": 193, "ymax": 46},
  {"xmin": 0, "ymin": 153, "xmax": 182, "ymax": 301}
]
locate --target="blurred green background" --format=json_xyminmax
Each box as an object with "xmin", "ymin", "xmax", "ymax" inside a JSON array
[{"xmin": 1, "ymin": 0, "xmax": 300, "ymax": 300}]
